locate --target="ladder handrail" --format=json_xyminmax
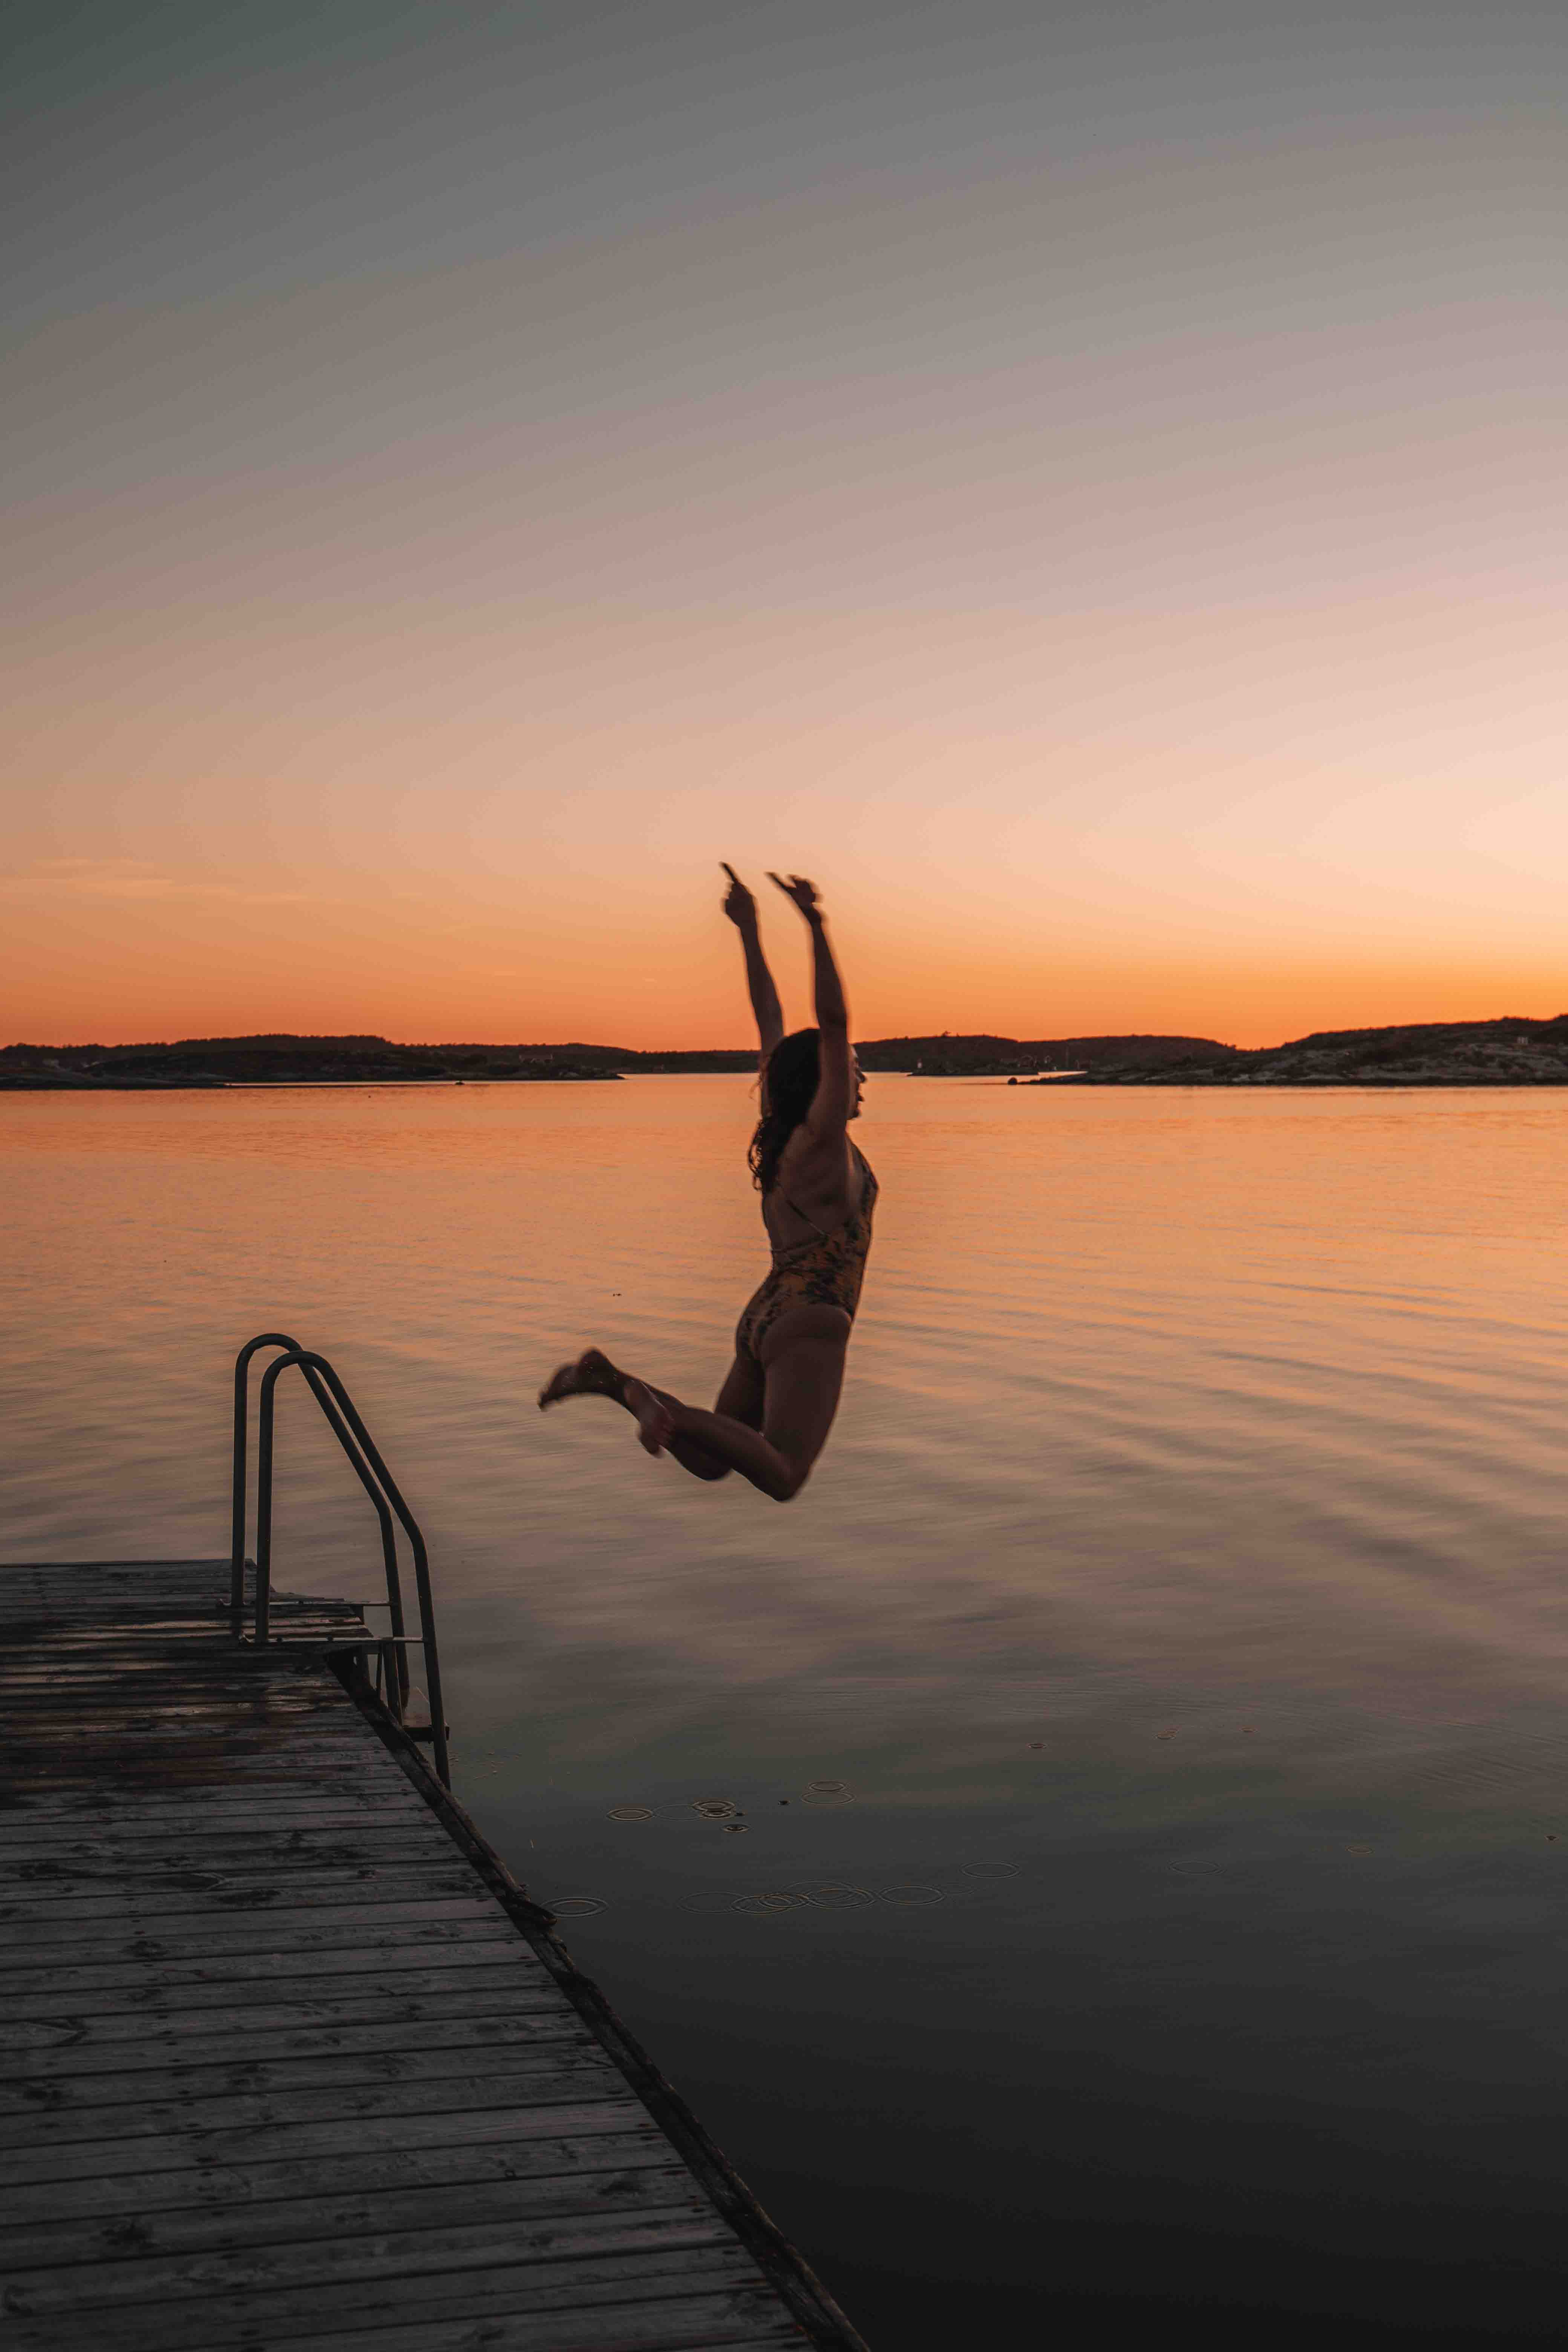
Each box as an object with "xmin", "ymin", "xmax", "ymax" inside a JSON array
[
  {"xmin": 230, "ymin": 1334, "xmax": 448, "ymax": 1785},
  {"xmin": 231, "ymin": 1335, "xmax": 409, "ymax": 1682}
]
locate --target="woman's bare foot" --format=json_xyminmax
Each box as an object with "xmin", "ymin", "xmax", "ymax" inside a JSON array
[
  {"xmin": 622, "ymin": 1377, "xmax": 675, "ymax": 1456},
  {"xmin": 537, "ymin": 1351, "xmax": 674, "ymax": 1460},
  {"xmin": 538, "ymin": 1347, "xmax": 624, "ymax": 1410}
]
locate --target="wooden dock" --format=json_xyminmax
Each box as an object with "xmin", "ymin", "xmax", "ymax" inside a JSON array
[{"xmin": 0, "ymin": 1560, "xmax": 869, "ymax": 2352}]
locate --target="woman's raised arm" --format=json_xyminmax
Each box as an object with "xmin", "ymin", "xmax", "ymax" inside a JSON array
[
  {"xmin": 721, "ymin": 863, "xmax": 784, "ymax": 1065},
  {"xmin": 768, "ymin": 873, "xmax": 854, "ymax": 1136}
]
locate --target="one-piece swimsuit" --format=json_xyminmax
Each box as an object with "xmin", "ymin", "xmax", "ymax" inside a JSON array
[{"xmin": 735, "ymin": 1143, "xmax": 878, "ymax": 1361}]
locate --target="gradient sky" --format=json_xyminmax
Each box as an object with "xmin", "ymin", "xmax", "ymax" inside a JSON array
[{"xmin": 7, "ymin": 0, "xmax": 1565, "ymax": 1047}]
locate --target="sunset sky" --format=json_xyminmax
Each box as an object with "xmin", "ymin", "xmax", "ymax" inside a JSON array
[{"xmin": 8, "ymin": 0, "xmax": 1565, "ymax": 1048}]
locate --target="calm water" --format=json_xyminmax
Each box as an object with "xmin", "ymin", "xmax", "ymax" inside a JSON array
[{"xmin": 6, "ymin": 1078, "xmax": 1568, "ymax": 2343}]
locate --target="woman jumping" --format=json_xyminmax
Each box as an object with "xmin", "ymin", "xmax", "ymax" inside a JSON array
[{"xmin": 538, "ymin": 867, "xmax": 876, "ymax": 1501}]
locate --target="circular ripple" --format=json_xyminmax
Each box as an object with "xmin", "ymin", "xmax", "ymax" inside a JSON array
[
  {"xmin": 551, "ymin": 1895, "xmax": 608, "ymax": 1919},
  {"xmin": 961, "ymin": 1861, "xmax": 1021, "ymax": 1882},
  {"xmin": 802, "ymin": 1883, "xmax": 874, "ymax": 1910},
  {"xmin": 692, "ymin": 1797, "xmax": 738, "ymax": 1821},
  {"xmin": 802, "ymin": 1779, "xmax": 855, "ymax": 1808},
  {"xmin": 880, "ymin": 1885, "xmax": 944, "ymax": 1908},
  {"xmin": 607, "ymin": 1804, "xmax": 654, "ymax": 1823},
  {"xmin": 733, "ymin": 1890, "xmax": 812, "ymax": 1917}
]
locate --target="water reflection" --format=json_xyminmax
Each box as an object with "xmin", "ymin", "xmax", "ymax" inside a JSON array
[{"xmin": 6, "ymin": 1080, "xmax": 1568, "ymax": 2337}]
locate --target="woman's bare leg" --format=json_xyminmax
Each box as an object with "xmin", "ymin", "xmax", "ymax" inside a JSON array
[
  {"xmin": 539, "ymin": 1312, "xmax": 848, "ymax": 1501},
  {"xmin": 640, "ymin": 1350, "xmax": 764, "ymax": 1481},
  {"xmin": 628, "ymin": 1311, "xmax": 852, "ymax": 1500},
  {"xmin": 637, "ymin": 1317, "xmax": 848, "ymax": 1499},
  {"xmin": 538, "ymin": 1346, "xmax": 762, "ymax": 1482}
]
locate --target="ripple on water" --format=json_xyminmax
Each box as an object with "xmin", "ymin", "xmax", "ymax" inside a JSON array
[
  {"xmin": 802, "ymin": 1779, "xmax": 855, "ymax": 1808},
  {"xmin": 729, "ymin": 1883, "xmax": 876, "ymax": 1916}
]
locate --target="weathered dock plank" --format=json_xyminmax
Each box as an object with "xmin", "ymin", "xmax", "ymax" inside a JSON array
[
  {"xmin": 0, "ymin": 2146, "xmax": 698, "ymax": 2265},
  {"xmin": 0, "ymin": 1561, "xmax": 867, "ymax": 2351},
  {"xmin": 0, "ymin": 2113, "xmax": 668, "ymax": 2229},
  {"xmin": 0, "ymin": 2012, "xmax": 593, "ymax": 2084}
]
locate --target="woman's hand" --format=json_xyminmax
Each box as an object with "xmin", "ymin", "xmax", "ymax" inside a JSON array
[
  {"xmin": 721, "ymin": 862, "xmax": 757, "ymax": 929},
  {"xmin": 768, "ymin": 872, "xmax": 822, "ymax": 922}
]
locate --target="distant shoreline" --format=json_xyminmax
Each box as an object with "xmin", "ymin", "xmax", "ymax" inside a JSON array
[
  {"xmin": 8, "ymin": 1075, "xmax": 1568, "ymax": 1094},
  {"xmin": 6, "ymin": 1015, "xmax": 1568, "ymax": 1090}
]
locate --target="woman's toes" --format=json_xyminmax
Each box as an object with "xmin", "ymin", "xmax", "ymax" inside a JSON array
[{"xmin": 541, "ymin": 1350, "xmax": 619, "ymax": 1409}]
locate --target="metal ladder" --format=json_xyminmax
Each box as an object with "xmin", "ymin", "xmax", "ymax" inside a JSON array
[{"xmin": 230, "ymin": 1332, "xmax": 451, "ymax": 1785}]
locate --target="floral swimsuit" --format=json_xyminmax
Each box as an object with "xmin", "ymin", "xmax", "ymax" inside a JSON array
[{"xmin": 735, "ymin": 1144, "xmax": 878, "ymax": 1360}]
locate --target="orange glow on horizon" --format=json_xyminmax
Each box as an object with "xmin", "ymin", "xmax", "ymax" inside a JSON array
[
  {"xmin": 9, "ymin": 14, "xmax": 1565, "ymax": 1058},
  {"xmin": 4, "ymin": 888, "xmax": 1565, "ymax": 1058}
]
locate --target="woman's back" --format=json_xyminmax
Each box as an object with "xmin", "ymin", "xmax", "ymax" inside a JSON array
[{"xmin": 763, "ymin": 1133, "xmax": 871, "ymax": 1258}]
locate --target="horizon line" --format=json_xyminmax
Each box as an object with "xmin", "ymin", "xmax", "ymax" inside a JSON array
[{"xmin": 9, "ymin": 1011, "xmax": 1568, "ymax": 1058}]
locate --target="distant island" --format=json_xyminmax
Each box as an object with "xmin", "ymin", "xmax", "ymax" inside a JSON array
[
  {"xmin": 886, "ymin": 1018, "xmax": 1568, "ymax": 1086},
  {"xmin": 2, "ymin": 1030, "xmax": 1225, "ymax": 1089},
  {"xmin": 4, "ymin": 1018, "xmax": 1568, "ymax": 1088},
  {"xmin": 856, "ymin": 1033, "xmax": 1230, "ymax": 1076},
  {"xmin": 0, "ymin": 1037, "xmax": 632, "ymax": 1089},
  {"xmin": 1035, "ymin": 1016, "xmax": 1568, "ymax": 1087}
]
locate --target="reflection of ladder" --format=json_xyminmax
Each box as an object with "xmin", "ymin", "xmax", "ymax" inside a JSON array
[{"xmin": 229, "ymin": 1332, "xmax": 450, "ymax": 1786}]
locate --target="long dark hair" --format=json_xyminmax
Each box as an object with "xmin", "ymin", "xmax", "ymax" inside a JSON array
[{"xmin": 749, "ymin": 1027, "xmax": 820, "ymax": 1195}]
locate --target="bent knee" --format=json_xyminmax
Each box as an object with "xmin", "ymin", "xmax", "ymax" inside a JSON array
[{"xmin": 766, "ymin": 1460, "xmax": 813, "ymax": 1503}]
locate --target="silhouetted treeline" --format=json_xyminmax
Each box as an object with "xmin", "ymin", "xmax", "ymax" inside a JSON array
[
  {"xmin": 7, "ymin": 1019, "xmax": 1567, "ymax": 1088},
  {"xmin": 0, "ymin": 1031, "xmax": 1228, "ymax": 1087},
  {"xmin": 0, "ymin": 1037, "xmax": 628, "ymax": 1086},
  {"xmin": 854, "ymin": 1034, "xmax": 1233, "ymax": 1075},
  {"xmin": 1062, "ymin": 1015, "xmax": 1568, "ymax": 1087}
]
